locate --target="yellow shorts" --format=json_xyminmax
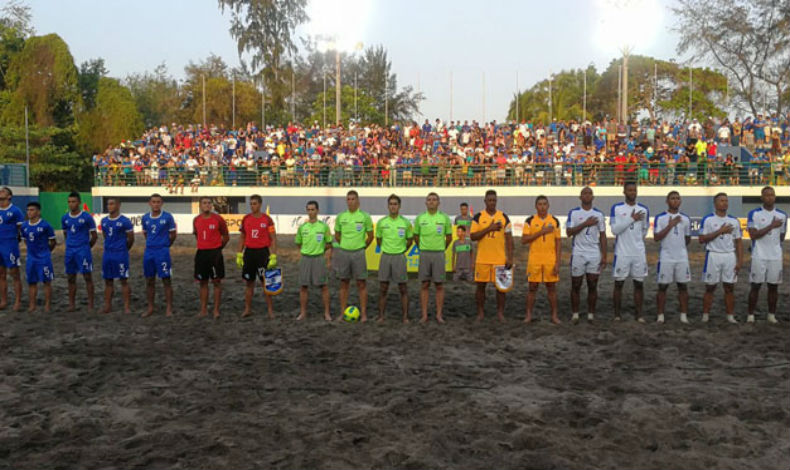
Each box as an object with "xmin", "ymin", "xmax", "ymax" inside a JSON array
[
  {"xmin": 527, "ymin": 263, "xmax": 558, "ymax": 283},
  {"xmin": 474, "ymin": 263, "xmax": 496, "ymax": 283}
]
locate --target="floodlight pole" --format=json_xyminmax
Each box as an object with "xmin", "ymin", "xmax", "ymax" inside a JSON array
[
  {"xmin": 202, "ymin": 75, "xmax": 206, "ymax": 128},
  {"xmin": 24, "ymin": 106, "xmax": 29, "ymax": 186},
  {"xmin": 515, "ymin": 71, "xmax": 519, "ymax": 122},
  {"xmin": 323, "ymin": 69, "xmax": 327, "ymax": 128},
  {"xmin": 232, "ymin": 74, "xmax": 236, "ymax": 129},
  {"xmin": 335, "ymin": 49, "xmax": 341, "ymax": 125}
]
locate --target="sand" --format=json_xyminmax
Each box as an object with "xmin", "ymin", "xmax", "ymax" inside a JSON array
[{"xmin": 1, "ymin": 237, "xmax": 789, "ymax": 469}]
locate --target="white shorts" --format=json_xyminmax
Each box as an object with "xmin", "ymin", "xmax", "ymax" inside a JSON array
[
  {"xmin": 571, "ymin": 252, "xmax": 601, "ymax": 277},
  {"xmin": 656, "ymin": 260, "xmax": 691, "ymax": 284},
  {"xmin": 613, "ymin": 255, "xmax": 648, "ymax": 282},
  {"xmin": 703, "ymin": 251, "xmax": 737, "ymax": 284},
  {"xmin": 749, "ymin": 258, "xmax": 782, "ymax": 285}
]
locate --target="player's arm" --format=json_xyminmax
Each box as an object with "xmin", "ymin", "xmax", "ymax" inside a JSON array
[
  {"xmin": 169, "ymin": 217, "xmax": 177, "ymax": 246},
  {"xmin": 748, "ymin": 217, "xmax": 783, "ymax": 241},
  {"xmin": 61, "ymin": 218, "xmax": 68, "ymax": 245},
  {"xmin": 269, "ymin": 226, "xmax": 277, "ymax": 255},
  {"xmin": 521, "ymin": 226, "xmax": 548, "ymax": 243},
  {"xmin": 610, "ymin": 210, "xmax": 633, "ymax": 235},
  {"xmin": 125, "ymin": 231, "xmax": 134, "ymax": 250},
  {"xmin": 334, "ymin": 218, "xmax": 342, "ymax": 244},
  {"xmin": 364, "ymin": 215, "xmax": 374, "ymax": 248},
  {"xmin": 88, "ymin": 217, "xmax": 98, "ymax": 247},
  {"xmin": 653, "ymin": 216, "xmax": 674, "ymax": 242},
  {"xmin": 734, "ymin": 234, "xmax": 743, "ymax": 274},
  {"xmin": 469, "ymin": 215, "xmax": 491, "ymax": 241},
  {"xmin": 698, "ymin": 222, "xmax": 730, "ymax": 243},
  {"xmin": 219, "ymin": 218, "xmax": 230, "ymax": 249},
  {"xmin": 451, "ymin": 242, "xmax": 457, "ymax": 272},
  {"xmin": 236, "ymin": 222, "xmax": 246, "ymax": 254},
  {"xmin": 48, "ymin": 227, "xmax": 56, "ymax": 252},
  {"xmin": 599, "ymin": 229, "xmax": 608, "ymax": 269},
  {"xmin": 375, "ymin": 223, "xmax": 382, "ymax": 248},
  {"xmin": 505, "ymin": 231, "xmax": 514, "ymax": 268}
]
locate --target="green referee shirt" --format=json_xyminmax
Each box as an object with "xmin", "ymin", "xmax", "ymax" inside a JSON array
[
  {"xmin": 335, "ymin": 209, "xmax": 374, "ymax": 251},
  {"xmin": 294, "ymin": 220, "xmax": 332, "ymax": 256},
  {"xmin": 376, "ymin": 215, "xmax": 413, "ymax": 254},
  {"xmin": 414, "ymin": 210, "xmax": 452, "ymax": 251}
]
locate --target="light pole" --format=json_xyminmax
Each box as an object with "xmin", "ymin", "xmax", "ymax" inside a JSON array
[
  {"xmin": 335, "ymin": 48, "xmax": 341, "ymax": 126},
  {"xmin": 620, "ymin": 47, "xmax": 631, "ymax": 124}
]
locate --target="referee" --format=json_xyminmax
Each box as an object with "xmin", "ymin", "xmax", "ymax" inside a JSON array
[{"xmin": 376, "ymin": 194, "xmax": 413, "ymax": 323}]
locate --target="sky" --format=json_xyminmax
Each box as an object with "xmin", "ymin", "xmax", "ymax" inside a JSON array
[{"xmin": 21, "ymin": 0, "xmax": 684, "ymax": 123}]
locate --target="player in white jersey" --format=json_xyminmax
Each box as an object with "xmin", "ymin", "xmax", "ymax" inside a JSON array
[
  {"xmin": 566, "ymin": 187, "xmax": 607, "ymax": 323},
  {"xmin": 746, "ymin": 186, "xmax": 786, "ymax": 323},
  {"xmin": 610, "ymin": 182, "xmax": 649, "ymax": 322},
  {"xmin": 653, "ymin": 191, "xmax": 691, "ymax": 324},
  {"xmin": 699, "ymin": 193, "xmax": 743, "ymax": 323}
]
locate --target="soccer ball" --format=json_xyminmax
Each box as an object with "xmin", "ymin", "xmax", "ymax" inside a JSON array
[{"xmin": 343, "ymin": 305, "xmax": 360, "ymax": 323}]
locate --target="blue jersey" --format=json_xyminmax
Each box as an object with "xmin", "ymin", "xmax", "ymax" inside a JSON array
[
  {"xmin": 0, "ymin": 204, "xmax": 24, "ymax": 242},
  {"xmin": 100, "ymin": 215, "xmax": 134, "ymax": 252},
  {"xmin": 61, "ymin": 211, "xmax": 97, "ymax": 249},
  {"xmin": 21, "ymin": 219, "xmax": 55, "ymax": 261},
  {"xmin": 142, "ymin": 211, "xmax": 176, "ymax": 250}
]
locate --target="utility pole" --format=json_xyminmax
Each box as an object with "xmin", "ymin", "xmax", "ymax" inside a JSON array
[
  {"xmin": 202, "ymin": 74, "xmax": 206, "ymax": 128},
  {"xmin": 24, "ymin": 106, "xmax": 29, "ymax": 186},
  {"xmin": 335, "ymin": 49, "xmax": 341, "ymax": 125}
]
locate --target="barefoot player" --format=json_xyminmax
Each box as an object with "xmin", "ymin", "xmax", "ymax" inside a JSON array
[
  {"xmin": 470, "ymin": 190, "xmax": 513, "ymax": 321},
  {"xmin": 334, "ymin": 190, "xmax": 374, "ymax": 322},
  {"xmin": 746, "ymin": 186, "xmax": 786, "ymax": 323},
  {"xmin": 376, "ymin": 194, "xmax": 413, "ymax": 323},
  {"xmin": 295, "ymin": 200, "xmax": 332, "ymax": 321},
  {"xmin": 699, "ymin": 193, "xmax": 742, "ymax": 323},
  {"xmin": 237, "ymin": 194, "xmax": 277, "ymax": 318},
  {"xmin": 141, "ymin": 193, "xmax": 176, "ymax": 317},
  {"xmin": 21, "ymin": 202, "xmax": 56, "ymax": 313},
  {"xmin": 414, "ymin": 192, "xmax": 452, "ymax": 323},
  {"xmin": 61, "ymin": 192, "xmax": 97, "ymax": 312},
  {"xmin": 100, "ymin": 198, "xmax": 134, "ymax": 314},
  {"xmin": 653, "ymin": 191, "xmax": 691, "ymax": 324},
  {"xmin": 522, "ymin": 196, "xmax": 561, "ymax": 324},
  {"xmin": 193, "ymin": 197, "xmax": 229, "ymax": 319},
  {"xmin": 610, "ymin": 181, "xmax": 649, "ymax": 322},
  {"xmin": 566, "ymin": 187, "xmax": 606, "ymax": 323},
  {"xmin": 0, "ymin": 186, "xmax": 24, "ymax": 311}
]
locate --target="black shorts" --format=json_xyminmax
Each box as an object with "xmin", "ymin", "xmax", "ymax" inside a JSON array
[
  {"xmin": 194, "ymin": 248, "xmax": 225, "ymax": 281},
  {"xmin": 242, "ymin": 247, "xmax": 270, "ymax": 281}
]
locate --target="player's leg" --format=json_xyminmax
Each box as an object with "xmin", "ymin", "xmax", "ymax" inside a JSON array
[
  {"xmin": 495, "ymin": 289, "xmax": 506, "ymax": 323},
  {"xmin": 120, "ymin": 279, "xmax": 131, "ymax": 314},
  {"xmin": 103, "ymin": 279, "xmax": 114, "ymax": 314},
  {"xmin": 321, "ymin": 285, "xmax": 331, "ymax": 321},
  {"xmin": 242, "ymin": 279, "xmax": 256, "ymax": 317},
  {"xmin": 212, "ymin": 279, "xmax": 222, "ymax": 319},
  {"xmin": 723, "ymin": 282, "xmax": 737, "ymax": 323},
  {"xmin": 677, "ymin": 283, "xmax": 689, "ymax": 323},
  {"xmin": 613, "ymin": 280, "xmax": 625, "ymax": 320},
  {"xmin": 0, "ymin": 265, "xmax": 7, "ymax": 309},
  {"xmin": 356, "ymin": 279, "xmax": 368, "ymax": 323},
  {"xmin": 585, "ymin": 273, "xmax": 599, "ymax": 321},
  {"xmin": 747, "ymin": 282, "xmax": 761, "ymax": 321},
  {"xmin": 475, "ymin": 281, "xmax": 487, "ymax": 320},
  {"xmin": 67, "ymin": 274, "xmax": 78, "ymax": 311},
  {"xmin": 264, "ymin": 288, "xmax": 274, "ymax": 319},
  {"xmin": 525, "ymin": 282, "xmax": 539, "ymax": 323},
  {"xmin": 335, "ymin": 250, "xmax": 351, "ymax": 321},
  {"xmin": 143, "ymin": 277, "xmax": 156, "ymax": 317},
  {"xmin": 397, "ymin": 282, "xmax": 409, "ymax": 323},
  {"xmin": 298, "ymin": 285, "xmax": 309, "ymax": 320},
  {"xmin": 633, "ymin": 280, "xmax": 645, "ymax": 322},
  {"xmin": 546, "ymin": 282, "xmax": 559, "ymax": 324},
  {"xmin": 84, "ymin": 273, "xmax": 95, "ymax": 312},
  {"xmin": 43, "ymin": 281, "xmax": 52, "ymax": 313},
  {"xmin": 702, "ymin": 284, "xmax": 716, "ymax": 322},
  {"xmin": 377, "ymin": 256, "xmax": 391, "ymax": 322},
  {"xmin": 351, "ymin": 250, "xmax": 368, "ymax": 322},
  {"xmin": 27, "ymin": 282, "xmax": 37, "ymax": 313},
  {"xmin": 766, "ymin": 283, "xmax": 779, "ymax": 323},
  {"xmin": 656, "ymin": 283, "xmax": 668, "ymax": 323},
  {"xmin": 377, "ymin": 281, "xmax": 389, "ymax": 321},
  {"xmin": 337, "ymin": 279, "xmax": 350, "ymax": 321},
  {"xmin": 198, "ymin": 280, "xmax": 209, "ymax": 317},
  {"xmin": 162, "ymin": 277, "xmax": 173, "ymax": 317},
  {"xmin": 9, "ymin": 266, "xmax": 21, "ymax": 311},
  {"xmin": 419, "ymin": 280, "xmax": 430, "ymax": 323},
  {"xmin": 570, "ymin": 275, "xmax": 583, "ymax": 323}
]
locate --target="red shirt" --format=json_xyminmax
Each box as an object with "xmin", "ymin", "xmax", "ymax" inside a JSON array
[
  {"xmin": 193, "ymin": 213, "xmax": 228, "ymax": 250},
  {"xmin": 240, "ymin": 213, "xmax": 275, "ymax": 248}
]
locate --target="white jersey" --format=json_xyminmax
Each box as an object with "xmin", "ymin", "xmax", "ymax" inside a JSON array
[
  {"xmin": 610, "ymin": 202, "xmax": 649, "ymax": 259},
  {"xmin": 653, "ymin": 211, "xmax": 691, "ymax": 262},
  {"xmin": 700, "ymin": 213, "xmax": 742, "ymax": 253},
  {"xmin": 566, "ymin": 206, "xmax": 605, "ymax": 256},
  {"xmin": 747, "ymin": 207, "xmax": 787, "ymax": 260}
]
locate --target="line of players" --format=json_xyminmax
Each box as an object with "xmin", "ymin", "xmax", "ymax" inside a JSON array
[{"xmin": 0, "ymin": 185, "xmax": 785, "ymax": 323}]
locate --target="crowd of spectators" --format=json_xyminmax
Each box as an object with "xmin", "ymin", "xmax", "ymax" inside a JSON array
[{"xmin": 93, "ymin": 113, "xmax": 790, "ymax": 191}]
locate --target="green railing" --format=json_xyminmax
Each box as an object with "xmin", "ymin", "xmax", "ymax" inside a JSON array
[
  {"xmin": 93, "ymin": 162, "xmax": 790, "ymax": 187},
  {"xmin": 0, "ymin": 163, "xmax": 29, "ymax": 187}
]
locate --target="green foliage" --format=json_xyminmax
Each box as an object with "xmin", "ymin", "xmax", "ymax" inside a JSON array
[
  {"xmin": 1, "ymin": 33, "xmax": 80, "ymax": 127},
  {"xmin": 76, "ymin": 77, "xmax": 143, "ymax": 154},
  {"xmin": 78, "ymin": 58, "xmax": 107, "ymax": 110},
  {"xmin": 125, "ymin": 63, "xmax": 183, "ymax": 128},
  {"xmin": 308, "ymin": 85, "xmax": 380, "ymax": 126}
]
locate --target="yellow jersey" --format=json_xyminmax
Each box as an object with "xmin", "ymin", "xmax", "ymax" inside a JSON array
[
  {"xmin": 470, "ymin": 210, "xmax": 512, "ymax": 265},
  {"xmin": 522, "ymin": 213, "xmax": 561, "ymax": 264}
]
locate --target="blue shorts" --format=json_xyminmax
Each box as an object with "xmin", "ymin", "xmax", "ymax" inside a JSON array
[
  {"xmin": 65, "ymin": 245, "xmax": 93, "ymax": 275},
  {"xmin": 143, "ymin": 247, "xmax": 172, "ymax": 279},
  {"xmin": 102, "ymin": 251, "xmax": 130, "ymax": 280},
  {"xmin": 26, "ymin": 257, "xmax": 54, "ymax": 284},
  {"xmin": 0, "ymin": 241, "xmax": 21, "ymax": 268}
]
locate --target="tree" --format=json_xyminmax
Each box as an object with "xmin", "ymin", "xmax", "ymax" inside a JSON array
[
  {"xmin": 125, "ymin": 63, "xmax": 183, "ymax": 128},
  {"xmin": 78, "ymin": 58, "xmax": 107, "ymax": 110},
  {"xmin": 76, "ymin": 77, "xmax": 144, "ymax": 154},
  {"xmin": 0, "ymin": 0, "xmax": 33, "ymax": 91},
  {"xmin": 352, "ymin": 45, "xmax": 422, "ymax": 124},
  {"xmin": 308, "ymin": 85, "xmax": 380, "ymax": 126},
  {"xmin": 218, "ymin": 0, "xmax": 308, "ymax": 118},
  {"xmin": 1, "ymin": 33, "xmax": 81, "ymax": 127},
  {"xmin": 673, "ymin": 0, "xmax": 790, "ymax": 116}
]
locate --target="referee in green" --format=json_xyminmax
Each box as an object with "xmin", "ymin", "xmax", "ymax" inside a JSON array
[
  {"xmin": 376, "ymin": 194, "xmax": 414, "ymax": 323},
  {"xmin": 414, "ymin": 192, "xmax": 453, "ymax": 324},
  {"xmin": 295, "ymin": 200, "xmax": 333, "ymax": 321},
  {"xmin": 334, "ymin": 190, "xmax": 374, "ymax": 322}
]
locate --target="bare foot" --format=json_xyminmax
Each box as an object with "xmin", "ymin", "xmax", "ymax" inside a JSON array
[
  {"xmin": 402, "ymin": 317, "xmax": 410, "ymax": 324},
  {"xmin": 436, "ymin": 316, "xmax": 445, "ymax": 324},
  {"xmin": 551, "ymin": 317, "xmax": 561, "ymax": 325},
  {"xmin": 496, "ymin": 313, "xmax": 505, "ymax": 323},
  {"xmin": 241, "ymin": 310, "xmax": 252, "ymax": 318},
  {"xmin": 376, "ymin": 315, "xmax": 385, "ymax": 323},
  {"xmin": 103, "ymin": 306, "xmax": 111, "ymax": 314},
  {"xmin": 66, "ymin": 305, "xmax": 76, "ymax": 312},
  {"xmin": 12, "ymin": 302, "xmax": 21, "ymax": 312},
  {"xmin": 475, "ymin": 314, "xmax": 484, "ymax": 322},
  {"xmin": 27, "ymin": 306, "xmax": 35, "ymax": 313},
  {"xmin": 296, "ymin": 313, "xmax": 306, "ymax": 321},
  {"xmin": 44, "ymin": 305, "xmax": 51, "ymax": 314},
  {"xmin": 419, "ymin": 316, "xmax": 428, "ymax": 324},
  {"xmin": 523, "ymin": 317, "xmax": 532, "ymax": 324},
  {"xmin": 360, "ymin": 315, "xmax": 367, "ymax": 323},
  {"xmin": 165, "ymin": 310, "xmax": 172, "ymax": 317},
  {"xmin": 323, "ymin": 314, "xmax": 332, "ymax": 322},
  {"xmin": 0, "ymin": 302, "xmax": 7, "ymax": 310},
  {"xmin": 267, "ymin": 312, "xmax": 275, "ymax": 320},
  {"xmin": 213, "ymin": 311, "xmax": 220, "ymax": 319},
  {"xmin": 197, "ymin": 311, "xmax": 208, "ymax": 317}
]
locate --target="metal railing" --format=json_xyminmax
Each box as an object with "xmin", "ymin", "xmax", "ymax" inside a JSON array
[
  {"xmin": 93, "ymin": 162, "xmax": 790, "ymax": 187},
  {"xmin": 0, "ymin": 164, "xmax": 29, "ymax": 187}
]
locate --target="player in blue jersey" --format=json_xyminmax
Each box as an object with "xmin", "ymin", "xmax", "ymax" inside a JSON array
[
  {"xmin": 21, "ymin": 202, "xmax": 56, "ymax": 313},
  {"xmin": 61, "ymin": 192, "xmax": 97, "ymax": 312},
  {"xmin": 0, "ymin": 186, "xmax": 24, "ymax": 311},
  {"xmin": 100, "ymin": 197, "xmax": 134, "ymax": 314},
  {"xmin": 141, "ymin": 193, "xmax": 176, "ymax": 317}
]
